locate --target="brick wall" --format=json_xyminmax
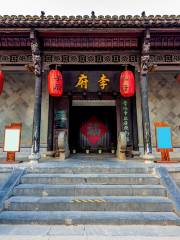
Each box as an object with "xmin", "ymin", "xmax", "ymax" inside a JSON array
[
  {"xmin": 0, "ymin": 71, "xmax": 48, "ymax": 147},
  {"xmin": 136, "ymin": 71, "xmax": 180, "ymax": 148}
]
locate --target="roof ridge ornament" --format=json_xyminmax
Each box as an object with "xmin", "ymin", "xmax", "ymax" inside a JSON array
[
  {"xmin": 41, "ymin": 11, "xmax": 45, "ymax": 19},
  {"xmin": 141, "ymin": 11, "xmax": 146, "ymax": 17},
  {"xmin": 91, "ymin": 11, "xmax": 96, "ymax": 19}
]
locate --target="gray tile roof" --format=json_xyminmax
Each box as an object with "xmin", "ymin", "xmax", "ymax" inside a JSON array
[{"xmin": 0, "ymin": 15, "xmax": 180, "ymax": 28}]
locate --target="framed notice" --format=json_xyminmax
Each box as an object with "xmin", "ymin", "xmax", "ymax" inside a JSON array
[
  {"xmin": 3, "ymin": 123, "xmax": 22, "ymax": 152},
  {"xmin": 154, "ymin": 122, "xmax": 176, "ymax": 163},
  {"xmin": 156, "ymin": 127, "xmax": 172, "ymax": 149}
]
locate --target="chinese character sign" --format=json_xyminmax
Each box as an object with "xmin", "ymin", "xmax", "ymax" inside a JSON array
[
  {"xmin": 75, "ymin": 72, "xmax": 111, "ymax": 91},
  {"xmin": 98, "ymin": 74, "xmax": 110, "ymax": 90},
  {"xmin": 121, "ymin": 99, "xmax": 131, "ymax": 144},
  {"xmin": 75, "ymin": 73, "xmax": 89, "ymax": 90}
]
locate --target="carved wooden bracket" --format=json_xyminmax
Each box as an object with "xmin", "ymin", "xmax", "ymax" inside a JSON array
[
  {"xmin": 141, "ymin": 29, "xmax": 154, "ymax": 74},
  {"xmin": 30, "ymin": 30, "xmax": 42, "ymax": 77}
]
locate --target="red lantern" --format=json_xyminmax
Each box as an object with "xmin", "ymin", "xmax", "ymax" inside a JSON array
[
  {"xmin": 0, "ymin": 70, "xmax": 4, "ymax": 95},
  {"xmin": 48, "ymin": 70, "xmax": 63, "ymax": 97},
  {"xmin": 176, "ymin": 73, "xmax": 180, "ymax": 83},
  {"xmin": 120, "ymin": 70, "xmax": 135, "ymax": 97}
]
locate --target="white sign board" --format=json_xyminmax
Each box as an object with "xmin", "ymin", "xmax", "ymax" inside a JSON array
[{"xmin": 4, "ymin": 128, "xmax": 21, "ymax": 152}]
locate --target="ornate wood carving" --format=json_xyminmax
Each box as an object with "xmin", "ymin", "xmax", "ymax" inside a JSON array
[
  {"xmin": 44, "ymin": 54, "xmax": 138, "ymax": 64},
  {"xmin": 30, "ymin": 31, "xmax": 41, "ymax": 76},
  {"xmin": 44, "ymin": 37, "xmax": 138, "ymax": 49},
  {"xmin": 151, "ymin": 36, "xmax": 180, "ymax": 48},
  {"xmin": 0, "ymin": 52, "xmax": 180, "ymax": 65},
  {"xmin": 141, "ymin": 29, "xmax": 151, "ymax": 74},
  {"xmin": 0, "ymin": 35, "xmax": 180, "ymax": 49},
  {"xmin": 0, "ymin": 37, "xmax": 30, "ymax": 48}
]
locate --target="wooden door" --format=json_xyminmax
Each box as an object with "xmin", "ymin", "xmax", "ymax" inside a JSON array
[{"xmin": 69, "ymin": 106, "xmax": 117, "ymax": 152}]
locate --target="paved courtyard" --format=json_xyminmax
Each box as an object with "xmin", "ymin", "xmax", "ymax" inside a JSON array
[{"xmin": 0, "ymin": 224, "xmax": 180, "ymax": 239}]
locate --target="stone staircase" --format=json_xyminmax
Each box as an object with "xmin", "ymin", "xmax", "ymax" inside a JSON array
[{"xmin": 0, "ymin": 163, "xmax": 180, "ymax": 225}]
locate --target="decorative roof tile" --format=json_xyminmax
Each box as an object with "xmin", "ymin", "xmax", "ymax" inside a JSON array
[{"xmin": 0, "ymin": 14, "xmax": 180, "ymax": 28}]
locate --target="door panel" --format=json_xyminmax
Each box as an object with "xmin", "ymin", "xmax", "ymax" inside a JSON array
[{"xmin": 69, "ymin": 106, "xmax": 117, "ymax": 152}]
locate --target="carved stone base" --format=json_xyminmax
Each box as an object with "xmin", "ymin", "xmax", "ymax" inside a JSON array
[
  {"xmin": 118, "ymin": 152, "xmax": 126, "ymax": 160},
  {"xmin": 28, "ymin": 151, "xmax": 40, "ymax": 161},
  {"xmin": 55, "ymin": 151, "xmax": 66, "ymax": 160},
  {"xmin": 131, "ymin": 150, "xmax": 141, "ymax": 157},
  {"xmin": 43, "ymin": 151, "xmax": 55, "ymax": 157},
  {"xmin": 55, "ymin": 130, "xmax": 70, "ymax": 160},
  {"xmin": 29, "ymin": 160, "xmax": 39, "ymax": 164},
  {"xmin": 140, "ymin": 153, "xmax": 155, "ymax": 161},
  {"xmin": 116, "ymin": 132, "xmax": 127, "ymax": 160}
]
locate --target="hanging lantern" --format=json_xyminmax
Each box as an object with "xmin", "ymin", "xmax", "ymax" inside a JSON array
[
  {"xmin": 48, "ymin": 70, "xmax": 63, "ymax": 97},
  {"xmin": 176, "ymin": 73, "xmax": 180, "ymax": 83},
  {"xmin": 120, "ymin": 70, "xmax": 135, "ymax": 97},
  {"xmin": 0, "ymin": 70, "xmax": 4, "ymax": 95}
]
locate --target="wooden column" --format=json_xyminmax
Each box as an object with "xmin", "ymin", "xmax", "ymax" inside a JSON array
[
  {"xmin": 131, "ymin": 94, "xmax": 139, "ymax": 151},
  {"xmin": 47, "ymin": 95, "xmax": 54, "ymax": 151},
  {"xmin": 29, "ymin": 31, "xmax": 42, "ymax": 160},
  {"xmin": 139, "ymin": 29, "xmax": 153, "ymax": 157}
]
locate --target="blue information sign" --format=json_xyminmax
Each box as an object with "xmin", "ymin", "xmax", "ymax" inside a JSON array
[{"xmin": 156, "ymin": 127, "xmax": 172, "ymax": 149}]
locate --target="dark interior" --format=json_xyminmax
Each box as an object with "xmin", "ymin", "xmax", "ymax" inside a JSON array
[{"xmin": 69, "ymin": 106, "xmax": 117, "ymax": 153}]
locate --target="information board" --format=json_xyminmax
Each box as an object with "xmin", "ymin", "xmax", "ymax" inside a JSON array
[
  {"xmin": 156, "ymin": 127, "xmax": 172, "ymax": 149},
  {"xmin": 4, "ymin": 128, "xmax": 21, "ymax": 152}
]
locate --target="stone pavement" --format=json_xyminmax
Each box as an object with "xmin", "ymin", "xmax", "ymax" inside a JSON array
[{"xmin": 0, "ymin": 224, "xmax": 180, "ymax": 239}]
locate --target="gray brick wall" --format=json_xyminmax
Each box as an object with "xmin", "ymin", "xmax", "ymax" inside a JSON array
[
  {"xmin": 0, "ymin": 71, "xmax": 48, "ymax": 147},
  {"xmin": 136, "ymin": 71, "xmax": 180, "ymax": 147}
]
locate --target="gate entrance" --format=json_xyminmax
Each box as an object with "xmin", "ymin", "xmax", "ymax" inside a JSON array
[{"xmin": 69, "ymin": 106, "xmax": 117, "ymax": 153}]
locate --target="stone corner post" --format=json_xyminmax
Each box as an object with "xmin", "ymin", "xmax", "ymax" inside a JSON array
[
  {"xmin": 28, "ymin": 30, "xmax": 43, "ymax": 161},
  {"xmin": 139, "ymin": 29, "xmax": 155, "ymax": 160}
]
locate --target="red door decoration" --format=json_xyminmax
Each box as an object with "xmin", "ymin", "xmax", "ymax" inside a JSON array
[
  {"xmin": 0, "ymin": 70, "xmax": 4, "ymax": 95},
  {"xmin": 120, "ymin": 70, "xmax": 135, "ymax": 97},
  {"xmin": 48, "ymin": 70, "xmax": 63, "ymax": 97},
  {"xmin": 80, "ymin": 116, "xmax": 108, "ymax": 145}
]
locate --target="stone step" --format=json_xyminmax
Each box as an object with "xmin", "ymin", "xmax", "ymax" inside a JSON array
[
  {"xmin": 0, "ymin": 211, "xmax": 179, "ymax": 225},
  {"xmin": 5, "ymin": 196, "xmax": 173, "ymax": 212},
  {"xmin": 21, "ymin": 173, "xmax": 160, "ymax": 185},
  {"xmin": 13, "ymin": 184, "xmax": 167, "ymax": 197},
  {"xmin": 28, "ymin": 166, "xmax": 152, "ymax": 174}
]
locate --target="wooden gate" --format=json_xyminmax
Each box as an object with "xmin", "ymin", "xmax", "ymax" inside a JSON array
[{"xmin": 69, "ymin": 106, "xmax": 117, "ymax": 152}]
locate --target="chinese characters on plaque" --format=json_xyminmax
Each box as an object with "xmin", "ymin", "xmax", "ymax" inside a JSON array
[
  {"xmin": 122, "ymin": 99, "xmax": 130, "ymax": 143},
  {"xmin": 75, "ymin": 73, "xmax": 110, "ymax": 90},
  {"xmin": 98, "ymin": 74, "xmax": 110, "ymax": 90},
  {"xmin": 75, "ymin": 73, "xmax": 89, "ymax": 90}
]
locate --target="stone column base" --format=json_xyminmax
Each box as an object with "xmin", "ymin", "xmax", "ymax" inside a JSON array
[
  {"xmin": 140, "ymin": 153, "xmax": 155, "ymax": 162},
  {"xmin": 28, "ymin": 152, "xmax": 40, "ymax": 162}
]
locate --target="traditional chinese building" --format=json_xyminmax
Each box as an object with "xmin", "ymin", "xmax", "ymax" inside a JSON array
[{"xmin": 0, "ymin": 13, "xmax": 180, "ymax": 160}]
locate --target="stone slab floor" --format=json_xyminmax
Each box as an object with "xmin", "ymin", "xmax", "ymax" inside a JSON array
[{"xmin": 0, "ymin": 225, "xmax": 180, "ymax": 240}]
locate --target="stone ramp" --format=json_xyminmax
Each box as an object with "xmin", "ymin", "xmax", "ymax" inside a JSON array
[{"xmin": 0, "ymin": 160, "xmax": 180, "ymax": 225}]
